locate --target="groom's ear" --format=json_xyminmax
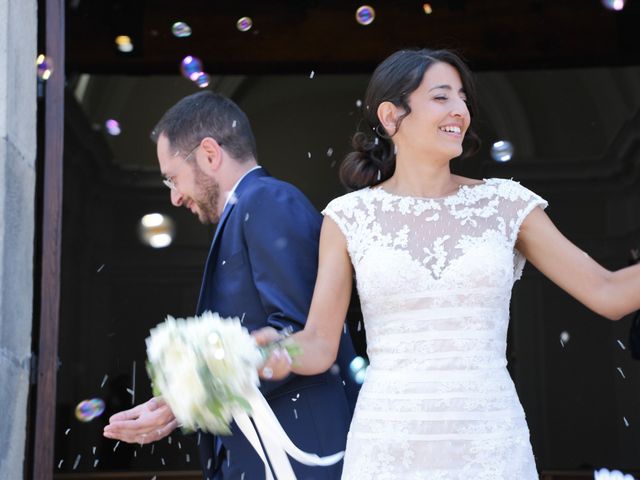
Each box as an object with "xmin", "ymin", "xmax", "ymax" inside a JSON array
[{"xmin": 199, "ymin": 137, "xmax": 223, "ymax": 172}]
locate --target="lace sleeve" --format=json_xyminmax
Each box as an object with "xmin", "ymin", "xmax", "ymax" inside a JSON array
[
  {"xmin": 321, "ymin": 192, "xmax": 364, "ymax": 262},
  {"xmin": 496, "ymin": 180, "xmax": 548, "ymax": 281},
  {"xmin": 321, "ymin": 198, "xmax": 350, "ymax": 241}
]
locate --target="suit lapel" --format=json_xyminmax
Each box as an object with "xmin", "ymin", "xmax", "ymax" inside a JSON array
[{"xmin": 195, "ymin": 168, "xmax": 268, "ymax": 313}]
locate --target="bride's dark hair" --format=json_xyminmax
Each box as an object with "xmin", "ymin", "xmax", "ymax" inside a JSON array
[{"xmin": 340, "ymin": 48, "xmax": 481, "ymax": 191}]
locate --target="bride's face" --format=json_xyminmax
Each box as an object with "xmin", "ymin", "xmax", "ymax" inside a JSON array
[{"xmin": 393, "ymin": 62, "xmax": 470, "ymax": 161}]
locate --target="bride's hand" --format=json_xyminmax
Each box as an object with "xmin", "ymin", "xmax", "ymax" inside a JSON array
[{"xmin": 252, "ymin": 327, "xmax": 293, "ymax": 381}]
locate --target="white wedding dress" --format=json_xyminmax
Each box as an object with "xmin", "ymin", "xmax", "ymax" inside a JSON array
[{"xmin": 323, "ymin": 178, "xmax": 546, "ymax": 480}]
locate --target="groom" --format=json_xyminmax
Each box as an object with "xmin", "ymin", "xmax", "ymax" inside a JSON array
[{"xmin": 103, "ymin": 91, "xmax": 358, "ymax": 479}]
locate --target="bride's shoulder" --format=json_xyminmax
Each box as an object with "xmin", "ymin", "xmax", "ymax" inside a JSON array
[
  {"xmin": 480, "ymin": 178, "xmax": 546, "ymax": 204},
  {"xmin": 482, "ymin": 177, "xmax": 530, "ymax": 190},
  {"xmin": 454, "ymin": 176, "xmax": 524, "ymax": 196}
]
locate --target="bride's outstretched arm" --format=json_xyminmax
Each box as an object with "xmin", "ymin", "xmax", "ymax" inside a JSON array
[
  {"xmin": 253, "ymin": 216, "xmax": 353, "ymax": 379},
  {"xmin": 517, "ymin": 207, "xmax": 640, "ymax": 320}
]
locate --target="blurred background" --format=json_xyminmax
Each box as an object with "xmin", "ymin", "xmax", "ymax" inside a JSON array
[{"xmin": 42, "ymin": 0, "xmax": 640, "ymax": 478}]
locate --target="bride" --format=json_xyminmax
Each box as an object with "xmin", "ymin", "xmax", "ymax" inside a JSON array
[{"xmin": 254, "ymin": 48, "xmax": 640, "ymax": 479}]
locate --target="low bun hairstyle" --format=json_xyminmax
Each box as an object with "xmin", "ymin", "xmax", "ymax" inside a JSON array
[{"xmin": 340, "ymin": 48, "xmax": 481, "ymax": 191}]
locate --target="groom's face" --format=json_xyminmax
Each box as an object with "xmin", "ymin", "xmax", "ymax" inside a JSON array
[{"xmin": 157, "ymin": 133, "xmax": 222, "ymax": 225}]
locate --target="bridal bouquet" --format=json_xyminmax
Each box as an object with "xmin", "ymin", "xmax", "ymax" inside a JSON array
[
  {"xmin": 146, "ymin": 311, "xmax": 342, "ymax": 480},
  {"xmin": 146, "ymin": 311, "xmax": 296, "ymax": 434}
]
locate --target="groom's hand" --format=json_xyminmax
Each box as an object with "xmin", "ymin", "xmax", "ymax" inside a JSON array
[
  {"xmin": 252, "ymin": 327, "xmax": 293, "ymax": 381},
  {"xmin": 103, "ymin": 397, "xmax": 178, "ymax": 444}
]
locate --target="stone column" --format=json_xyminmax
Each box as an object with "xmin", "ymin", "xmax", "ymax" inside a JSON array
[{"xmin": 0, "ymin": 0, "xmax": 37, "ymax": 477}]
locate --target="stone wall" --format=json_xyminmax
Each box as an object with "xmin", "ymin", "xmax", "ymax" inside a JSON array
[{"xmin": 0, "ymin": 0, "xmax": 37, "ymax": 477}]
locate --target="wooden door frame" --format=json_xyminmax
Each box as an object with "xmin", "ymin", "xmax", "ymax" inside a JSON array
[{"xmin": 32, "ymin": 0, "xmax": 65, "ymax": 478}]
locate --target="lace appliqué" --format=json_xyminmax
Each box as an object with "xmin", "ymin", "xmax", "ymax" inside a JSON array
[{"xmin": 422, "ymin": 235, "xmax": 451, "ymax": 278}]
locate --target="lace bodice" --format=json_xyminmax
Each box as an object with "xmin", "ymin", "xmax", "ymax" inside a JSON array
[
  {"xmin": 324, "ymin": 178, "xmax": 546, "ymax": 300},
  {"xmin": 322, "ymin": 178, "xmax": 547, "ymax": 480}
]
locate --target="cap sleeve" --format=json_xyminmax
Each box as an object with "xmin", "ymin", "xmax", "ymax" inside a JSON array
[
  {"xmin": 321, "ymin": 197, "xmax": 351, "ymax": 241},
  {"xmin": 495, "ymin": 180, "xmax": 548, "ymax": 281},
  {"xmin": 321, "ymin": 191, "xmax": 365, "ymax": 263}
]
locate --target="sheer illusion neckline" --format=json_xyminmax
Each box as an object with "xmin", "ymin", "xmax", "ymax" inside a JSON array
[{"xmin": 370, "ymin": 179, "xmax": 487, "ymax": 201}]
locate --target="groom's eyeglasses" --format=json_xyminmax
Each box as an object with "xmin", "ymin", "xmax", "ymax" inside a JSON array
[
  {"xmin": 162, "ymin": 140, "xmax": 224, "ymax": 191},
  {"xmin": 162, "ymin": 143, "xmax": 200, "ymax": 191}
]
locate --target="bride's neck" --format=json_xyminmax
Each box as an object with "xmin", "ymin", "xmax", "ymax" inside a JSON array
[{"xmin": 385, "ymin": 156, "xmax": 458, "ymax": 198}]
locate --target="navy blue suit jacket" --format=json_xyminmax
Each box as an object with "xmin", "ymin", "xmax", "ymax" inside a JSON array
[{"xmin": 195, "ymin": 168, "xmax": 358, "ymax": 479}]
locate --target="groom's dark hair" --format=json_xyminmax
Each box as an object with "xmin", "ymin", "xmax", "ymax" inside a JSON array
[{"xmin": 152, "ymin": 91, "xmax": 257, "ymax": 163}]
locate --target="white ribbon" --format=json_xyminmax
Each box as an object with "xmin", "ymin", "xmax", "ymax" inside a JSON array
[{"xmin": 233, "ymin": 388, "xmax": 345, "ymax": 480}]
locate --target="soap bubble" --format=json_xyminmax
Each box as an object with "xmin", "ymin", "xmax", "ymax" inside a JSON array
[
  {"xmin": 194, "ymin": 72, "xmax": 210, "ymax": 88},
  {"xmin": 171, "ymin": 21, "xmax": 192, "ymax": 38},
  {"xmin": 115, "ymin": 35, "xmax": 133, "ymax": 53},
  {"xmin": 349, "ymin": 356, "xmax": 369, "ymax": 384},
  {"xmin": 139, "ymin": 213, "xmax": 175, "ymax": 249},
  {"xmin": 36, "ymin": 54, "xmax": 53, "ymax": 81},
  {"xmin": 75, "ymin": 398, "xmax": 106, "ymax": 422},
  {"xmin": 180, "ymin": 55, "xmax": 204, "ymax": 81},
  {"xmin": 490, "ymin": 140, "xmax": 514, "ymax": 162},
  {"xmin": 236, "ymin": 16, "xmax": 253, "ymax": 32},
  {"xmin": 355, "ymin": 6, "xmax": 375, "ymax": 25},
  {"xmin": 105, "ymin": 119, "xmax": 121, "ymax": 136},
  {"xmin": 601, "ymin": 0, "xmax": 625, "ymax": 11}
]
